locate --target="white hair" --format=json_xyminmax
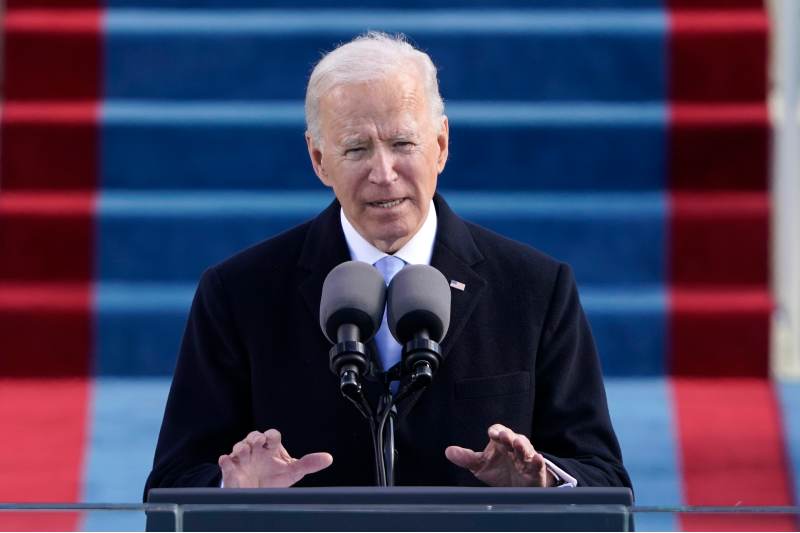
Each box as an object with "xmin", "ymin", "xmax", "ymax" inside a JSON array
[{"xmin": 305, "ymin": 31, "xmax": 445, "ymax": 146}]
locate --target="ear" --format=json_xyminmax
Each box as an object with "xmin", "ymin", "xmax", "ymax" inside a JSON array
[
  {"xmin": 435, "ymin": 116, "xmax": 449, "ymax": 174},
  {"xmin": 306, "ymin": 132, "xmax": 331, "ymax": 187}
]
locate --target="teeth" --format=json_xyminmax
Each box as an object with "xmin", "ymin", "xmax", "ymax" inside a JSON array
[{"xmin": 372, "ymin": 199, "xmax": 403, "ymax": 208}]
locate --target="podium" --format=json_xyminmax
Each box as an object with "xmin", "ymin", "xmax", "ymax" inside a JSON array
[{"xmin": 146, "ymin": 487, "xmax": 633, "ymax": 531}]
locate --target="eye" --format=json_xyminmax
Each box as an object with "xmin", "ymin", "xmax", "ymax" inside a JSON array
[
  {"xmin": 344, "ymin": 147, "xmax": 366, "ymax": 158},
  {"xmin": 394, "ymin": 141, "xmax": 416, "ymax": 151}
]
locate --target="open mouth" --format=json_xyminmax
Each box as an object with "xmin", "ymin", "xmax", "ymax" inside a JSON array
[{"xmin": 368, "ymin": 198, "xmax": 406, "ymax": 209}]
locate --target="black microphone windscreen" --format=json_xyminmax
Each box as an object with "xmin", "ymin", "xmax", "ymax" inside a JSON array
[
  {"xmin": 387, "ymin": 264, "xmax": 451, "ymax": 344},
  {"xmin": 320, "ymin": 261, "xmax": 387, "ymax": 343}
]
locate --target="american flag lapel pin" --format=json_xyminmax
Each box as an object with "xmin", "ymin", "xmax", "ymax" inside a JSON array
[{"xmin": 450, "ymin": 280, "xmax": 466, "ymax": 291}]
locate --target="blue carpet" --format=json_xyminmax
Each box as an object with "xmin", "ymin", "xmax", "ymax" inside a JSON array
[
  {"xmin": 605, "ymin": 378, "xmax": 682, "ymax": 531},
  {"xmin": 778, "ymin": 381, "xmax": 800, "ymax": 507},
  {"xmin": 81, "ymin": 378, "xmax": 171, "ymax": 530}
]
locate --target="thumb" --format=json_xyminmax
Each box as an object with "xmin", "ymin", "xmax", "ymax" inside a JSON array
[
  {"xmin": 294, "ymin": 452, "xmax": 334, "ymax": 476},
  {"xmin": 445, "ymin": 445, "xmax": 483, "ymax": 471}
]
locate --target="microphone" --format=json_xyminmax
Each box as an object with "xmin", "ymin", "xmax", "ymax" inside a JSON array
[
  {"xmin": 320, "ymin": 261, "xmax": 386, "ymax": 396},
  {"xmin": 387, "ymin": 264, "xmax": 451, "ymax": 389}
]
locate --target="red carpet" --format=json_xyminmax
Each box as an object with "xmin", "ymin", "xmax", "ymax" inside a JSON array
[
  {"xmin": 0, "ymin": 379, "xmax": 91, "ymax": 531},
  {"xmin": 0, "ymin": 193, "xmax": 95, "ymax": 283},
  {"xmin": 0, "ymin": 283, "xmax": 92, "ymax": 377},
  {"xmin": 673, "ymin": 378, "xmax": 795, "ymax": 531},
  {"xmin": 2, "ymin": 9, "xmax": 101, "ymax": 101},
  {"xmin": 0, "ymin": 3, "xmax": 100, "ymax": 528},
  {"xmin": 669, "ymin": 287, "xmax": 772, "ymax": 377},
  {"xmin": 1, "ymin": 102, "xmax": 99, "ymax": 191}
]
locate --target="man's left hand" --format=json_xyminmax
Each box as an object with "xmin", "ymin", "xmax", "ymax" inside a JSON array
[{"xmin": 445, "ymin": 423, "xmax": 556, "ymax": 487}]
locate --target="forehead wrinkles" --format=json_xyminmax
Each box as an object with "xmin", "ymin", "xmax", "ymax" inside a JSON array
[
  {"xmin": 320, "ymin": 74, "xmax": 430, "ymax": 137},
  {"xmin": 327, "ymin": 108, "xmax": 424, "ymax": 148},
  {"xmin": 335, "ymin": 118, "xmax": 421, "ymax": 147}
]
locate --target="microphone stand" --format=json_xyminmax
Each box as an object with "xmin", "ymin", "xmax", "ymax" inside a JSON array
[
  {"xmin": 330, "ymin": 324, "xmax": 386, "ymax": 486},
  {"xmin": 339, "ymin": 375, "xmax": 385, "ymax": 486},
  {"xmin": 377, "ymin": 390, "xmax": 397, "ymax": 486},
  {"xmin": 337, "ymin": 336, "xmax": 442, "ymax": 487},
  {"xmin": 374, "ymin": 362, "xmax": 432, "ymax": 487}
]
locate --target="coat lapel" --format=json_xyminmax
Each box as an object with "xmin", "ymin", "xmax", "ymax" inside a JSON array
[
  {"xmin": 429, "ymin": 195, "xmax": 488, "ymax": 360},
  {"xmin": 297, "ymin": 199, "xmax": 388, "ymax": 403},
  {"xmin": 297, "ymin": 199, "xmax": 351, "ymax": 347},
  {"xmin": 397, "ymin": 194, "xmax": 488, "ymax": 418}
]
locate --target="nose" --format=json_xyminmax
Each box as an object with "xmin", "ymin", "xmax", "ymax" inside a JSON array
[{"xmin": 368, "ymin": 145, "xmax": 398, "ymax": 185}]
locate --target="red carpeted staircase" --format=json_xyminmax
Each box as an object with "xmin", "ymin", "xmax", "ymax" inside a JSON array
[
  {"xmin": 666, "ymin": 1, "xmax": 795, "ymax": 530},
  {"xmin": 0, "ymin": 1, "xmax": 98, "ymax": 530}
]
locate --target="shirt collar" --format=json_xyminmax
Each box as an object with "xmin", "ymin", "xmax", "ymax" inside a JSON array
[{"xmin": 340, "ymin": 200, "xmax": 437, "ymax": 267}]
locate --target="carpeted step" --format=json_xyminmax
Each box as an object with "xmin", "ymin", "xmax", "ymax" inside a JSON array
[
  {"xmin": 1, "ymin": 190, "xmax": 762, "ymax": 289},
  {"xmin": 668, "ymin": 103, "xmax": 768, "ymax": 191},
  {"xmin": 778, "ymin": 382, "xmax": 800, "ymax": 508},
  {"xmin": 101, "ymin": 9, "xmax": 666, "ymax": 102},
  {"xmin": 670, "ymin": 288, "xmax": 771, "ymax": 377},
  {"xmin": 1, "ymin": 101, "xmax": 768, "ymax": 192},
  {"xmin": 5, "ymin": 7, "xmax": 764, "ymax": 104},
  {"xmin": 668, "ymin": 8, "xmax": 767, "ymax": 102},
  {"xmin": 94, "ymin": 190, "xmax": 667, "ymax": 285},
  {"xmin": 605, "ymin": 378, "xmax": 682, "ymax": 530},
  {"xmin": 672, "ymin": 378, "xmax": 796, "ymax": 530},
  {"xmin": 104, "ymin": 0, "xmax": 663, "ymax": 7},
  {"xmin": 0, "ymin": 377, "xmax": 91, "ymax": 531},
  {"xmin": 0, "ymin": 284, "xmax": 92, "ymax": 376},
  {"xmin": 98, "ymin": 101, "xmax": 667, "ymax": 192},
  {"xmin": 669, "ymin": 192, "xmax": 769, "ymax": 286},
  {"xmin": 79, "ymin": 377, "xmax": 170, "ymax": 530},
  {"xmin": 0, "ymin": 192, "xmax": 94, "ymax": 282},
  {"xmin": 2, "ymin": 9, "xmax": 101, "ymax": 101},
  {"xmin": 0, "ymin": 102, "xmax": 99, "ymax": 191}
]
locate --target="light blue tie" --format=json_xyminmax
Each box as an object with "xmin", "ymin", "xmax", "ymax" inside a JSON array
[{"xmin": 373, "ymin": 255, "xmax": 406, "ymax": 378}]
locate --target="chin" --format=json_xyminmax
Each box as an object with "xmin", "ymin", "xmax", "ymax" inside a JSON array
[{"xmin": 369, "ymin": 229, "xmax": 413, "ymax": 253}]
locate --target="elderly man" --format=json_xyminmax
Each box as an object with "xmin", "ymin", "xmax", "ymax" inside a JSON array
[{"xmin": 145, "ymin": 32, "xmax": 630, "ymax": 493}]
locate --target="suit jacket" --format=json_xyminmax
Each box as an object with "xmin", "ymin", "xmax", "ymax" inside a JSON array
[{"xmin": 145, "ymin": 194, "xmax": 631, "ymax": 496}]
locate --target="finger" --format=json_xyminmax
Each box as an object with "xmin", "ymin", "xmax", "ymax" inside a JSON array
[
  {"xmin": 231, "ymin": 441, "xmax": 250, "ymax": 458},
  {"xmin": 516, "ymin": 451, "xmax": 547, "ymax": 482},
  {"xmin": 218, "ymin": 454, "xmax": 236, "ymax": 487},
  {"xmin": 294, "ymin": 452, "xmax": 334, "ymax": 476},
  {"xmin": 444, "ymin": 445, "xmax": 483, "ymax": 470},
  {"xmin": 246, "ymin": 432, "xmax": 267, "ymax": 450},
  {"xmin": 530, "ymin": 453, "xmax": 549, "ymax": 486},
  {"xmin": 245, "ymin": 431, "xmax": 263, "ymax": 444},
  {"xmin": 487, "ymin": 425, "xmax": 515, "ymax": 454},
  {"xmin": 263, "ymin": 428, "xmax": 282, "ymax": 449},
  {"xmin": 530, "ymin": 452, "xmax": 546, "ymax": 472},
  {"xmin": 487, "ymin": 423, "xmax": 512, "ymax": 440},
  {"xmin": 511, "ymin": 434, "xmax": 536, "ymax": 461}
]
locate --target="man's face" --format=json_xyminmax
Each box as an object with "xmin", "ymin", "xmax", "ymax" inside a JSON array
[{"xmin": 306, "ymin": 69, "xmax": 449, "ymax": 253}]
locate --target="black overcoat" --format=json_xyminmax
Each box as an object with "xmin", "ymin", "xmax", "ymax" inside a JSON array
[{"xmin": 145, "ymin": 194, "xmax": 631, "ymax": 496}]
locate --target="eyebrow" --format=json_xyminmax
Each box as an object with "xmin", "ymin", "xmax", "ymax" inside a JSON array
[
  {"xmin": 339, "ymin": 128, "xmax": 420, "ymax": 148},
  {"xmin": 340, "ymin": 136, "xmax": 369, "ymax": 148},
  {"xmin": 391, "ymin": 129, "xmax": 419, "ymax": 140}
]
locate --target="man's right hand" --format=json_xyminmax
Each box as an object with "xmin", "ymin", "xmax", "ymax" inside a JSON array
[{"xmin": 218, "ymin": 429, "xmax": 333, "ymax": 488}]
